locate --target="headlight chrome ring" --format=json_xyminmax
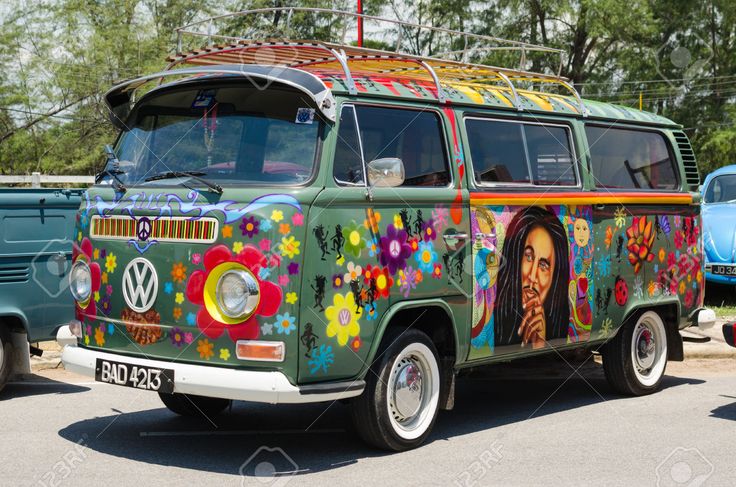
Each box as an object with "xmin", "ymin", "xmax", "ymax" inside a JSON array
[{"xmin": 215, "ymin": 268, "xmax": 260, "ymax": 320}]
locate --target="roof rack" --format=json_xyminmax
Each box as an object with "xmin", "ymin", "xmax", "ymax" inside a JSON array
[{"xmin": 168, "ymin": 8, "xmax": 587, "ymax": 116}]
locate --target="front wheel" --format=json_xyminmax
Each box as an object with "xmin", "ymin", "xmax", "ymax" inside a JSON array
[
  {"xmin": 603, "ymin": 310, "xmax": 668, "ymax": 395},
  {"xmin": 349, "ymin": 328, "xmax": 441, "ymax": 451},
  {"xmin": 158, "ymin": 392, "xmax": 231, "ymax": 418}
]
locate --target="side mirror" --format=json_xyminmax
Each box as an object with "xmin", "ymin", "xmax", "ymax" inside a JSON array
[{"xmin": 367, "ymin": 157, "xmax": 405, "ymax": 188}]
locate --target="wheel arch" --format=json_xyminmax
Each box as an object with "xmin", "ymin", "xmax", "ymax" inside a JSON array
[
  {"xmin": 611, "ymin": 299, "xmax": 683, "ymax": 361},
  {"xmin": 0, "ymin": 311, "xmax": 29, "ymax": 336},
  {"xmin": 361, "ymin": 298, "xmax": 459, "ymax": 409}
]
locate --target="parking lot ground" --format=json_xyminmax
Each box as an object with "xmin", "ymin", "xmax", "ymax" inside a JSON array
[{"xmin": 2, "ymin": 357, "xmax": 735, "ymax": 487}]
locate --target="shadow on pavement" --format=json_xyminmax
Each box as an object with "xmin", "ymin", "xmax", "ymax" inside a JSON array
[
  {"xmin": 57, "ymin": 357, "xmax": 706, "ymax": 478},
  {"xmin": 710, "ymin": 396, "xmax": 736, "ymax": 421},
  {"xmin": 1, "ymin": 375, "xmax": 90, "ymax": 400}
]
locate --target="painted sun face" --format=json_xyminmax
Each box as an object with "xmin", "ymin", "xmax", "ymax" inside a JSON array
[
  {"xmin": 521, "ymin": 225, "xmax": 555, "ymax": 306},
  {"xmin": 573, "ymin": 218, "xmax": 590, "ymax": 248}
]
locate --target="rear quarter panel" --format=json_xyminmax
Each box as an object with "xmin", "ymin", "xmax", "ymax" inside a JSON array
[{"xmin": 0, "ymin": 189, "xmax": 83, "ymax": 341}]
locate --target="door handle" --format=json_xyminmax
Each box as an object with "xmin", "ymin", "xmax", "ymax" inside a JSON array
[{"xmin": 443, "ymin": 233, "xmax": 469, "ymax": 242}]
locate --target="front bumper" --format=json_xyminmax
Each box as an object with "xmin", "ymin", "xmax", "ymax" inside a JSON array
[
  {"xmin": 705, "ymin": 271, "xmax": 736, "ymax": 285},
  {"xmin": 61, "ymin": 342, "xmax": 364, "ymax": 404}
]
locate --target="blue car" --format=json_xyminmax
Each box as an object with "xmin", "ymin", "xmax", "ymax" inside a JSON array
[{"xmin": 702, "ymin": 165, "xmax": 736, "ymax": 285}]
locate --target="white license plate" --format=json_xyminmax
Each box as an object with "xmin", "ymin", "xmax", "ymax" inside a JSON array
[{"xmin": 95, "ymin": 358, "xmax": 174, "ymax": 393}]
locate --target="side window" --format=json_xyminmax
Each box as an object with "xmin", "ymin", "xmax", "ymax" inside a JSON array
[
  {"xmin": 466, "ymin": 118, "xmax": 577, "ymax": 186},
  {"xmin": 466, "ymin": 119, "xmax": 529, "ymax": 183},
  {"xmin": 524, "ymin": 125, "xmax": 577, "ymax": 186},
  {"xmin": 333, "ymin": 105, "xmax": 450, "ymax": 187},
  {"xmin": 585, "ymin": 126, "xmax": 678, "ymax": 190},
  {"xmin": 333, "ymin": 105, "xmax": 364, "ymax": 185}
]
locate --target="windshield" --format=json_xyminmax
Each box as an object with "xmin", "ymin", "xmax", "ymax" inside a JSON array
[
  {"xmin": 101, "ymin": 84, "xmax": 322, "ymax": 187},
  {"xmin": 704, "ymin": 174, "xmax": 736, "ymax": 203}
]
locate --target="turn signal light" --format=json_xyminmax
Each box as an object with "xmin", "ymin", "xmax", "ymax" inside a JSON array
[{"xmin": 236, "ymin": 340, "xmax": 285, "ymax": 362}]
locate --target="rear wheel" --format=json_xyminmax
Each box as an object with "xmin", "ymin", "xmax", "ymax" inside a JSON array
[
  {"xmin": 158, "ymin": 392, "xmax": 231, "ymax": 418},
  {"xmin": 0, "ymin": 328, "xmax": 12, "ymax": 393},
  {"xmin": 349, "ymin": 328, "xmax": 441, "ymax": 451},
  {"xmin": 603, "ymin": 310, "xmax": 668, "ymax": 395}
]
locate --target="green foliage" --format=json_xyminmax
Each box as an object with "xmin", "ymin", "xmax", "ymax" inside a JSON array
[{"xmin": 1, "ymin": 0, "xmax": 736, "ymax": 177}]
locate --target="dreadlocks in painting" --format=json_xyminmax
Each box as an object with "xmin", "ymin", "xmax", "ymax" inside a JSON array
[{"xmin": 494, "ymin": 206, "xmax": 570, "ymax": 349}]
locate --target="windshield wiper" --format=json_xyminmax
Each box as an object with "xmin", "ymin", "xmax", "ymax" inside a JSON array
[
  {"xmin": 96, "ymin": 145, "xmax": 127, "ymax": 193},
  {"xmin": 144, "ymin": 171, "xmax": 223, "ymax": 194}
]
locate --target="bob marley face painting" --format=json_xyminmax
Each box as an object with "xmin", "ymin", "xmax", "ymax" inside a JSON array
[{"xmin": 470, "ymin": 205, "xmax": 593, "ymax": 355}]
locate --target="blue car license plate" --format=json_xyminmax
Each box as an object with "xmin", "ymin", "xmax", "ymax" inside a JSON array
[{"xmin": 712, "ymin": 264, "xmax": 736, "ymax": 276}]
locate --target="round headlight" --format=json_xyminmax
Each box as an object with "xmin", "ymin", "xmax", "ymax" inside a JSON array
[
  {"xmin": 216, "ymin": 269, "xmax": 260, "ymax": 319},
  {"xmin": 69, "ymin": 259, "xmax": 92, "ymax": 304}
]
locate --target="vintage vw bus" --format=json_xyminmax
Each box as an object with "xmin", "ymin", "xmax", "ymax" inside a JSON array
[{"xmin": 60, "ymin": 9, "xmax": 715, "ymax": 451}]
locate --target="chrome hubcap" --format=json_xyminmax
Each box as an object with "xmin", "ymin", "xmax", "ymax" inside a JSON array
[
  {"xmin": 634, "ymin": 324, "xmax": 656, "ymax": 372},
  {"xmin": 390, "ymin": 357, "xmax": 424, "ymax": 423}
]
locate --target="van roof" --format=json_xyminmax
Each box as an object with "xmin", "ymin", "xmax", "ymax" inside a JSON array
[{"xmin": 160, "ymin": 8, "xmax": 678, "ymax": 128}]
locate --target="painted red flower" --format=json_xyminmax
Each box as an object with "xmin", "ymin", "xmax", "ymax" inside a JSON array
[
  {"xmin": 626, "ymin": 216, "xmax": 655, "ymax": 274},
  {"xmin": 186, "ymin": 244, "xmax": 282, "ymax": 341},
  {"xmin": 674, "ymin": 230, "xmax": 684, "ymax": 249},
  {"xmin": 72, "ymin": 237, "xmax": 101, "ymax": 322},
  {"xmin": 685, "ymin": 288, "xmax": 694, "ymax": 308},
  {"xmin": 373, "ymin": 266, "xmax": 394, "ymax": 300}
]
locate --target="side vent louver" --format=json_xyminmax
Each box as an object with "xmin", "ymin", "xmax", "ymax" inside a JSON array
[
  {"xmin": 0, "ymin": 265, "xmax": 29, "ymax": 284},
  {"xmin": 672, "ymin": 131, "xmax": 701, "ymax": 190}
]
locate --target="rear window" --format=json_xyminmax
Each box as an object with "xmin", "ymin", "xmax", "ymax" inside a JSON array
[
  {"xmin": 704, "ymin": 174, "xmax": 736, "ymax": 203},
  {"xmin": 465, "ymin": 118, "xmax": 577, "ymax": 186},
  {"xmin": 585, "ymin": 126, "xmax": 678, "ymax": 190}
]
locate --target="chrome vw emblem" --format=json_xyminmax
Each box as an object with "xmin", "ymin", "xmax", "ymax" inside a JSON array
[
  {"xmin": 122, "ymin": 258, "xmax": 158, "ymax": 313},
  {"xmin": 137, "ymin": 217, "xmax": 152, "ymax": 242}
]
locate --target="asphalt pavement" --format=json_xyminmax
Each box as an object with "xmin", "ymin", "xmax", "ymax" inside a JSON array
[{"xmin": 2, "ymin": 355, "xmax": 735, "ymax": 486}]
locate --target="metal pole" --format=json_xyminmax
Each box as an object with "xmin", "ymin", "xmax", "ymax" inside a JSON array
[{"xmin": 357, "ymin": 0, "xmax": 364, "ymax": 47}]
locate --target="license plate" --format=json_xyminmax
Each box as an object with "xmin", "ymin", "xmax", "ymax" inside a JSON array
[
  {"xmin": 712, "ymin": 264, "xmax": 736, "ymax": 276},
  {"xmin": 95, "ymin": 358, "xmax": 174, "ymax": 393}
]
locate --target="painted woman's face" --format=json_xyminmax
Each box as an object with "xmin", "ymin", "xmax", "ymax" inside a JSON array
[
  {"xmin": 573, "ymin": 218, "xmax": 590, "ymax": 248},
  {"xmin": 521, "ymin": 226, "xmax": 555, "ymax": 306}
]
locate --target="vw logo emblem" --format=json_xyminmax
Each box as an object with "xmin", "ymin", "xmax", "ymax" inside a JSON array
[
  {"xmin": 122, "ymin": 258, "xmax": 158, "ymax": 313},
  {"xmin": 137, "ymin": 217, "xmax": 152, "ymax": 242}
]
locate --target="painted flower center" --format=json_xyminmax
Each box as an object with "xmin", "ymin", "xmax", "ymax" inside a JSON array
[
  {"xmin": 349, "ymin": 231, "xmax": 361, "ymax": 246},
  {"xmin": 376, "ymin": 275, "xmax": 387, "ymax": 289},
  {"xmin": 389, "ymin": 240, "xmax": 401, "ymax": 257},
  {"xmin": 246, "ymin": 223, "xmax": 254, "ymax": 231},
  {"xmin": 281, "ymin": 320, "xmax": 290, "ymax": 329},
  {"xmin": 422, "ymin": 250, "xmax": 432, "ymax": 263},
  {"xmin": 335, "ymin": 277, "xmax": 342, "ymax": 286},
  {"xmin": 338, "ymin": 308, "xmax": 351, "ymax": 326},
  {"xmin": 426, "ymin": 228, "xmax": 432, "ymax": 236}
]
